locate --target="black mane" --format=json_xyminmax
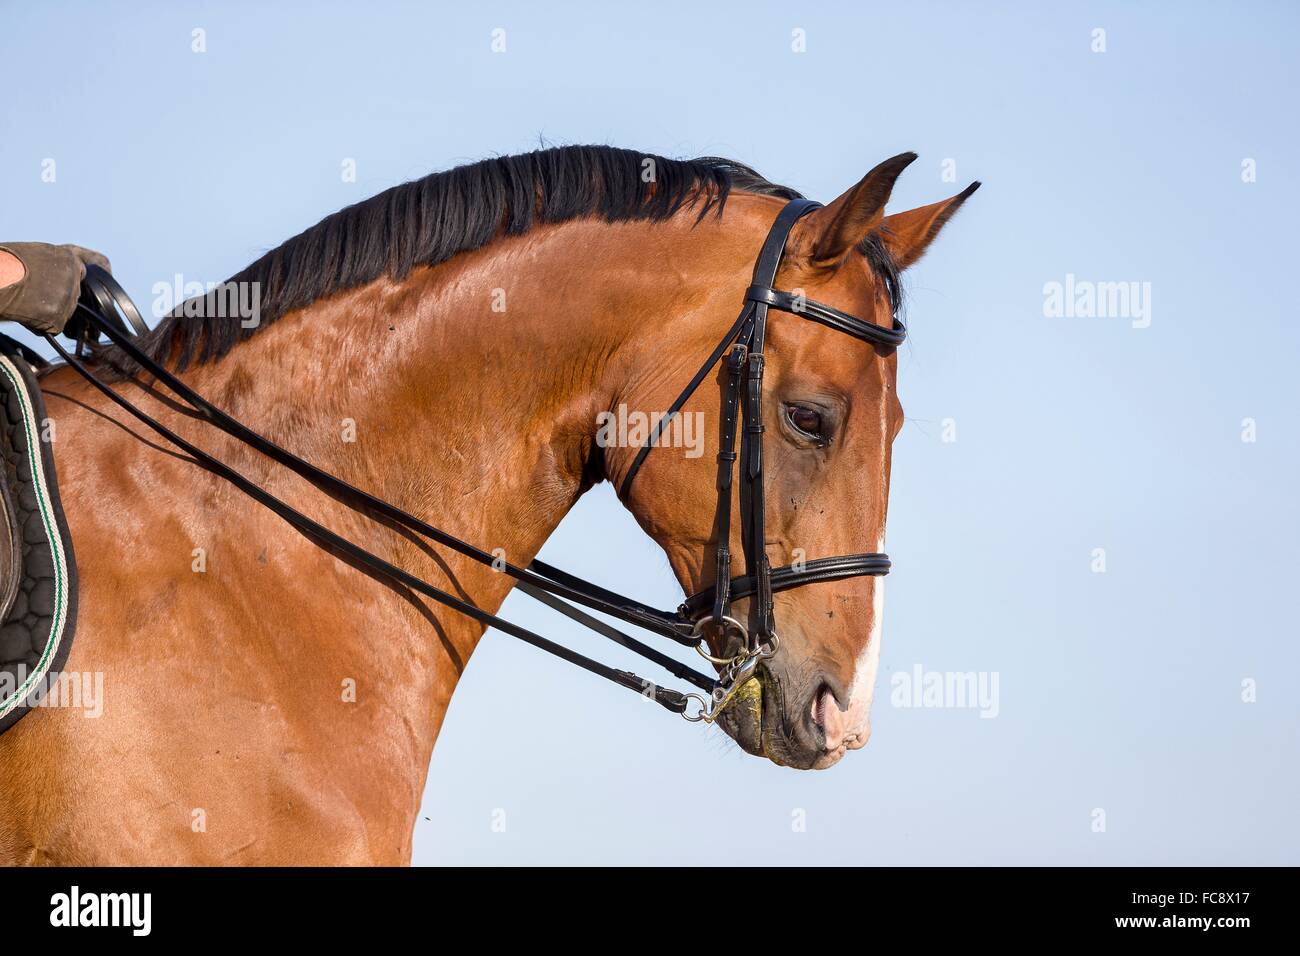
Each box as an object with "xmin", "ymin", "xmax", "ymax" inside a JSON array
[{"xmin": 104, "ymin": 145, "xmax": 900, "ymax": 372}]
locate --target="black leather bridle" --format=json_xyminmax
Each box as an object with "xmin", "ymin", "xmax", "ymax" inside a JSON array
[
  {"xmin": 48, "ymin": 197, "xmax": 904, "ymax": 724},
  {"xmin": 617, "ymin": 198, "xmax": 904, "ymax": 716}
]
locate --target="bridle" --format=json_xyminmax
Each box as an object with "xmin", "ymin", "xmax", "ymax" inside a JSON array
[
  {"xmin": 619, "ymin": 197, "xmax": 905, "ymax": 719},
  {"xmin": 49, "ymin": 197, "xmax": 904, "ymax": 726}
]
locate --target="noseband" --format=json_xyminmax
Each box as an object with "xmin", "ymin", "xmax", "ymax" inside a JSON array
[{"xmin": 48, "ymin": 198, "xmax": 904, "ymax": 726}]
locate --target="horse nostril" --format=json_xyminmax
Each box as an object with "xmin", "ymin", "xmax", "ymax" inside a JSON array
[
  {"xmin": 807, "ymin": 681, "xmax": 849, "ymax": 751},
  {"xmin": 809, "ymin": 681, "xmax": 833, "ymax": 730}
]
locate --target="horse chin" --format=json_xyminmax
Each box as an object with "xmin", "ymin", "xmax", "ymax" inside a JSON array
[
  {"xmin": 717, "ymin": 676, "xmax": 766, "ymax": 758},
  {"xmin": 716, "ymin": 669, "xmax": 868, "ymax": 770},
  {"xmin": 713, "ymin": 673, "xmax": 816, "ymax": 769}
]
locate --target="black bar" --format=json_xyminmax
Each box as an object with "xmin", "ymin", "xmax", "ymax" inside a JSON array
[{"xmin": 0, "ymin": 866, "xmax": 1282, "ymax": 941}]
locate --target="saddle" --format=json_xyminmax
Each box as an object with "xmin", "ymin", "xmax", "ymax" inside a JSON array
[{"xmin": 0, "ymin": 338, "xmax": 78, "ymax": 735}]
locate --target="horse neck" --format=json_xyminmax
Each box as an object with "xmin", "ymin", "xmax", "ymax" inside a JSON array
[
  {"xmin": 45, "ymin": 206, "xmax": 768, "ymax": 852},
  {"xmin": 166, "ymin": 212, "xmax": 744, "ymax": 647},
  {"xmin": 194, "ymin": 200, "xmax": 763, "ymax": 540}
]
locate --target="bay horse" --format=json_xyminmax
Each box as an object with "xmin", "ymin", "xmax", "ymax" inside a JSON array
[{"xmin": 0, "ymin": 146, "xmax": 975, "ymax": 864}]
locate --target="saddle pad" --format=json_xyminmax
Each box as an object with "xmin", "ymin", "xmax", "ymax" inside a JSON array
[{"xmin": 0, "ymin": 349, "xmax": 78, "ymax": 735}]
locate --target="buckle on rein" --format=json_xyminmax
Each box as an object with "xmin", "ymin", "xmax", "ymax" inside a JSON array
[{"xmin": 681, "ymin": 616, "xmax": 779, "ymax": 723}]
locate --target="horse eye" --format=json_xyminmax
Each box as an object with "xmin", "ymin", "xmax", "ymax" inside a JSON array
[{"xmin": 786, "ymin": 404, "xmax": 825, "ymax": 440}]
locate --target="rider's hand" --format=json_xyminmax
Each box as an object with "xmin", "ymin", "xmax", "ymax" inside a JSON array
[{"xmin": 0, "ymin": 243, "xmax": 111, "ymax": 336}]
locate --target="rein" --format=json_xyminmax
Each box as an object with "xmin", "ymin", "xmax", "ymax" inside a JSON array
[{"xmin": 47, "ymin": 199, "xmax": 902, "ymax": 725}]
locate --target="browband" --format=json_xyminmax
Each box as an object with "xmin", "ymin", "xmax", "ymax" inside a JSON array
[{"xmin": 743, "ymin": 286, "xmax": 907, "ymax": 349}]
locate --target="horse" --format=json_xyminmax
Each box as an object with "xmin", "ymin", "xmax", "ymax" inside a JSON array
[{"xmin": 0, "ymin": 146, "xmax": 976, "ymax": 864}]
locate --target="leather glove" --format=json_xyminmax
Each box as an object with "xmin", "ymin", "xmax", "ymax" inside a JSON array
[{"xmin": 0, "ymin": 243, "xmax": 112, "ymax": 335}]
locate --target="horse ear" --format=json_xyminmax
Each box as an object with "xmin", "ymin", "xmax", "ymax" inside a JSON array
[
  {"xmin": 797, "ymin": 152, "xmax": 918, "ymax": 267},
  {"xmin": 874, "ymin": 182, "xmax": 981, "ymax": 270}
]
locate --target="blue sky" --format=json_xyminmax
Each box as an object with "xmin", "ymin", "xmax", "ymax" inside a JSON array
[{"xmin": 3, "ymin": 1, "xmax": 1296, "ymax": 864}]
